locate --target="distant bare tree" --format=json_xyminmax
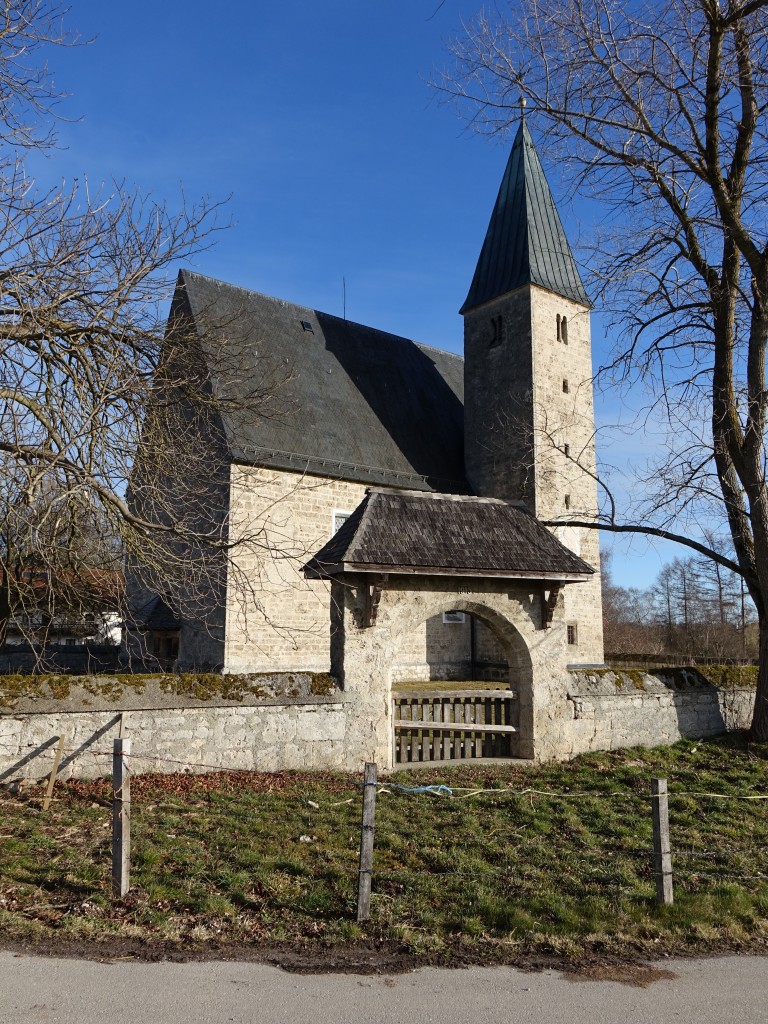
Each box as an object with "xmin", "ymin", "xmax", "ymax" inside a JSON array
[
  {"xmin": 440, "ymin": 0, "xmax": 768, "ymax": 737},
  {"xmin": 601, "ymin": 552, "xmax": 666, "ymax": 658}
]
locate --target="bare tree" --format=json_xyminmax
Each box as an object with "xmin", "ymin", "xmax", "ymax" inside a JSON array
[
  {"xmin": 601, "ymin": 551, "xmax": 667, "ymax": 657},
  {"xmin": 602, "ymin": 544, "xmax": 755, "ymax": 661},
  {"xmin": 0, "ymin": 2, "xmax": 288, "ymax": 664},
  {"xmin": 440, "ymin": 0, "xmax": 768, "ymax": 737}
]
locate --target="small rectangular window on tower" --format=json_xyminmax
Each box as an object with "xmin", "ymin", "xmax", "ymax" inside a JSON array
[
  {"xmin": 564, "ymin": 494, "xmax": 571, "ymax": 509},
  {"xmin": 567, "ymin": 623, "xmax": 578, "ymax": 645},
  {"xmin": 563, "ymin": 443, "xmax": 571, "ymax": 458},
  {"xmin": 562, "ymin": 378, "xmax": 569, "ymax": 393}
]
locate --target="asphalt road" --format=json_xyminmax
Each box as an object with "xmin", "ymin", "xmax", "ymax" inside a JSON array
[{"xmin": 2, "ymin": 951, "xmax": 767, "ymax": 1024}]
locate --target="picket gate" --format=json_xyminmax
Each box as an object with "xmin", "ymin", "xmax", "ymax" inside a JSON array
[{"xmin": 392, "ymin": 689, "xmax": 517, "ymax": 764}]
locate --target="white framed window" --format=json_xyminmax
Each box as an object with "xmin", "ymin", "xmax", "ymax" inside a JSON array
[
  {"xmin": 443, "ymin": 611, "xmax": 466, "ymax": 624},
  {"xmin": 332, "ymin": 509, "xmax": 353, "ymax": 536}
]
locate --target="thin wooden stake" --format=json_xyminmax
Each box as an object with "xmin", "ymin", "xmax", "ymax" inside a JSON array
[
  {"xmin": 41, "ymin": 735, "xmax": 65, "ymax": 811},
  {"xmin": 357, "ymin": 762, "xmax": 378, "ymax": 923},
  {"xmin": 112, "ymin": 737, "xmax": 132, "ymax": 899},
  {"xmin": 651, "ymin": 777, "xmax": 674, "ymax": 905}
]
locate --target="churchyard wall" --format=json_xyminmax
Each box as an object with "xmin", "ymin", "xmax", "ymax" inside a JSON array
[{"xmin": 0, "ymin": 666, "xmax": 755, "ymax": 782}]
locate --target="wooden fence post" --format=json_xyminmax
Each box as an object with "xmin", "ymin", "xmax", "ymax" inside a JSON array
[
  {"xmin": 651, "ymin": 777, "xmax": 673, "ymax": 905},
  {"xmin": 41, "ymin": 735, "xmax": 65, "ymax": 812},
  {"xmin": 357, "ymin": 762, "xmax": 378, "ymax": 923},
  {"xmin": 112, "ymin": 737, "xmax": 131, "ymax": 898}
]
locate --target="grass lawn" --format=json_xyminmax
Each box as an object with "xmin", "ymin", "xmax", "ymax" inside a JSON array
[{"xmin": 2, "ymin": 733, "xmax": 768, "ymax": 966}]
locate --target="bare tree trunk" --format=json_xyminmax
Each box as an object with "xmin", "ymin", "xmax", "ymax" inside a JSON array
[{"xmin": 751, "ymin": 617, "xmax": 768, "ymax": 740}]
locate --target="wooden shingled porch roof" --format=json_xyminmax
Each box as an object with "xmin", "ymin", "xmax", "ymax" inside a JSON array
[{"xmin": 303, "ymin": 489, "xmax": 595, "ymax": 582}]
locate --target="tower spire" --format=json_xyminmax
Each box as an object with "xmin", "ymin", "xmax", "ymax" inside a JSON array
[{"xmin": 460, "ymin": 120, "xmax": 589, "ymax": 313}]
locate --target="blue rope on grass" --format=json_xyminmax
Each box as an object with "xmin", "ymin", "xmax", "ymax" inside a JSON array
[{"xmin": 382, "ymin": 783, "xmax": 453, "ymax": 796}]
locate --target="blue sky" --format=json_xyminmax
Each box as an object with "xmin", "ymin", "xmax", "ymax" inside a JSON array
[{"xmin": 33, "ymin": 0, "xmax": 679, "ymax": 589}]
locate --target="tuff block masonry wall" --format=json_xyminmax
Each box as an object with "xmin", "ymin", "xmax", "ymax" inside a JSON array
[
  {"xmin": 463, "ymin": 283, "xmax": 604, "ymax": 665},
  {"xmin": 0, "ymin": 674, "xmax": 377, "ymax": 782},
  {"xmin": 222, "ymin": 465, "xmax": 498, "ymax": 680},
  {"xmin": 223, "ymin": 465, "xmax": 369, "ymax": 674},
  {"xmin": 0, "ymin": 668, "xmax": 754, "ymax": 782},
  {"xmin": 560, "ymin": 669, "xmax": 754, "ymax": 757}
]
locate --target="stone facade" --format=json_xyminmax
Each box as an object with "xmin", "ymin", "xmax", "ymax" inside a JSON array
[
  {"xmin": 222, "ymin": 465, "xmax": 369, "ymax": 674},
  {"xmin": 463, "ymin": 283, "xmax": 604, "ymax": 666},
  {"xmin": 331, "ymin": 574, "xmax": 569, "ymax": 763},
  {"xmin": 223, "ymin": 465, "xmax": 493, "ymax": 681},
  {"xmin": 391, "ymin": 617, "xmax": 507, "ymax": 683}
]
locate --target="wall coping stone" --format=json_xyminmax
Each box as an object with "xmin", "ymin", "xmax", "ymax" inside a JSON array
[
  {"xmin": 568, "ymin": 667, "xmax": 757, "ymax": 699},
  {"xmin": 0, "ymin": 672, "xmax": 341, "ymax": 716}
]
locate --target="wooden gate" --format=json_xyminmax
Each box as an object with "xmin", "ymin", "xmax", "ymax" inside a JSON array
[{"xmin": 392, "ymin": 689, "xmax": 517, "ymax": 764}]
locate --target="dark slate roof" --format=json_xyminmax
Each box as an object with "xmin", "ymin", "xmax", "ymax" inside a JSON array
[
  {"xmin": 460, "ymin": 121, "xmax": 590, "ymax": 312},
  {"xmin": 304, "ymin": 490, "xmax": 595, "ymax": 580},
  {"xmin": 178, "ymin": 271, "xmax": 467, "ymax": 492},
  {"xmin": 127, "ymin": 596, "xmax": 180, "ymax": 631}
]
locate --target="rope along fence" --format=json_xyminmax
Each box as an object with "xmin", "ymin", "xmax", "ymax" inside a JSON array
[{"xmin": 9, "ymin": 744, "xmax": 768, "ymax": 927}]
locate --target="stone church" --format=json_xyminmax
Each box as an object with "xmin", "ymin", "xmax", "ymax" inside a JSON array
[{"xmin": 130, "ymin": 119, "xmax": 605, "ymax": 737}]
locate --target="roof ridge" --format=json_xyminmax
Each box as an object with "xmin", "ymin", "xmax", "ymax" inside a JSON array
[
  {"xmin": 347, "ymin": 491, "xmax": 377, "ymax": 562},
  {"xmin": 179, "ymin": 269, "xmax": 462, "ymax": 361}
]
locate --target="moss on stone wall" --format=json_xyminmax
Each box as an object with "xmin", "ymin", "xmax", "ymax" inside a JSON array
[
  {"xmin": 0, "ymin": 671, "xmax": 339, "ymax": 710},
  {"xmin": 694, "ymin": 664, "xmax": 758, "ymax": 689},
  {"xmin": 573, "ymin": 665, "xmax": 758, "ymax": 693}
]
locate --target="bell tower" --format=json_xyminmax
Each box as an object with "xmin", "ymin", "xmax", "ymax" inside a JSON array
[{"xmin": 462, "ymin": 120, "xmax": 604, "ymax": 664}]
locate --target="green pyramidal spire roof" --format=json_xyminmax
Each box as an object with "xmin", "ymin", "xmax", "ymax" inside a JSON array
[{"xmin": 460, "ymin": 121, "xmax": 590, "ymax": 313}]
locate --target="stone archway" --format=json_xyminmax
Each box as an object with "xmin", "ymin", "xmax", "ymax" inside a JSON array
[
  {"xmin": 330, "ymin": 575, "xmax": 563, "ymax": 767},
  {"xmin": 383, "ymin": 594, "xmax": 534, "ymax": 761}
]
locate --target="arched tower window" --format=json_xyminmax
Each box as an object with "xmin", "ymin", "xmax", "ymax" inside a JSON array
[
  {"xmin": 556, "ymin": 313, "xmax": 561, "ymax": 341},
  {"xmin": 561, "ymin": 316, "xmax": 569, "ymax": 344}
]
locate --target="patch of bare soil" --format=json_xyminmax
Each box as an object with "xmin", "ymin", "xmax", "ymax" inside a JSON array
[
  {"xmin": 3, "ymin": 931, "xmax": 768, "ymax": 978},
  {"xmin": 564, "ymin": 963, "xmax": 678, "ymax": 987},
  {"xmin": 1, "ymin": 935, "xmax": 422, "ymax": 973}
]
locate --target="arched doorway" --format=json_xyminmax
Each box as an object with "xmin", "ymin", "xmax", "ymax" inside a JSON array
[{"xmin": 387, "ymin": 598, "xmax": 534, "ymax": 763}]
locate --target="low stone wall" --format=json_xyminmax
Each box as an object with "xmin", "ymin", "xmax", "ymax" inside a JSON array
[
  {"xmin": 0, "ymin": 701, "xmax": 351, "ymax": 782},
  {"xmin": 0, "ymin": 672, "xmax": 385, "ymax": 782},
  {"xmin": 0, "ymin": 667, "xmax": 757, "ymax": 782},
  {"xmin": 561, "ymin": 668, "xmax": 755, "ymax": 758}
]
